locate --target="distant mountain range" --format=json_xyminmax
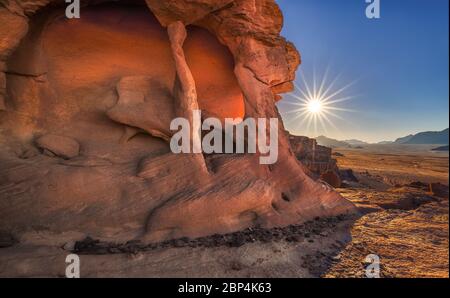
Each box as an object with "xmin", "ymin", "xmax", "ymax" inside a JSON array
[
  {"xmin": 394, "ymin": 134, "xmax": 414, "ymax": 144},
  {"xmin": 313, "ymin": 128, "xmax": 448, "ymax": 148},
  {"xmin": 315, "ymin": 136, "xmax": 351, "ymax": 148},
  {"xmin": 431, "ymin": 145, "xmax": 449, "ymax": 151},
  {"xmin": 395, "ymin": 128, "xmax": 449, "ymax": 144},
  {"xmin": 344, "ymin": 139, "xmax": 368, "ymax": 146}
]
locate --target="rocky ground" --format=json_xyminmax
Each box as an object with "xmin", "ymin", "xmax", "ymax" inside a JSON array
[
  {"xmin": 324, "ymin": 189, "xmax": 448, "ymax": 278},
  {"xmin": 0, "ymin": 146, "xmax": 448, "ymax": 278},
  {"xmin": 0, "ymin": 215, "xmax": 356, "ymax": 277},
  {"xmin": 324, "ymin": 147, "xmax": 449, "ymax": 278}
]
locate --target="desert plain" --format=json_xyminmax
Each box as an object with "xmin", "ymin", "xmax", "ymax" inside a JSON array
[{"xmin": 327, "ymin": 144, "xmax": 449, "ymax": 278}]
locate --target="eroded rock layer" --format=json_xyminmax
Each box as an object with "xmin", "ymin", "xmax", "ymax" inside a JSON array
[
  {"xmin": 0, "ymin": 0, "xmax": 355, "ymax": 244},
  {"xmin": 288, "ymin": 134, "xmax": 339, "ymax": 177}
]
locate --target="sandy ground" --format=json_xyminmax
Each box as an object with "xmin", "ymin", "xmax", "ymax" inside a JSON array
[
  {"xmin": 0, "ymin": 144, "xmax": 448, "ymax": 278},
  {"xmin": 325, "ymin": 145, "xmax": 449, "ymax": 278},
  {"xmin": 334, "ymin": 144, "xmax": 448, "ymax": 185}
]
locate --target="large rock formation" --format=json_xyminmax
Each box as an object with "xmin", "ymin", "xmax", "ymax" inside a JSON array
[
  {"xmin": 288, "ymin": 134, "xmax": 342, "ymax": 188},
  {"xmin": 0, "ymin": 0, "xmax": 355, "ymax": 245},
  {"xmin": 288, "ymin": 134, "xmax": 339, "ymax": 177}
]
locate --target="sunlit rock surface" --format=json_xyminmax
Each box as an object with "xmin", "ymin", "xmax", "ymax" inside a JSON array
[
  {"xmin": 0, "ymin": 0, "xmax": 355, "ymax": 245},
  {"xmin": 288, "ymin": 134, "xmax": 339, "ymax": 177}
]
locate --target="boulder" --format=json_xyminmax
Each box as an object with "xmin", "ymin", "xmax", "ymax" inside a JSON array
[
  {"xmin": 429, "ymin": 183, "xmax": 449, "ymax": 199},
  {"xmin": 35, "ymin": 134, "xmax": 80, "ymax": 159},
  {"xmin": 339, "ymin": 169, "xmax": 358, "ymax": 182},
  {"xmin": 320, "ymin": 171, "xmax": 342, "ymax": 188}
]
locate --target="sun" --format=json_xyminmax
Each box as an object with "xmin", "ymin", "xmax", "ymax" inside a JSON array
[
  {"xmin": 307, "ymin": 99, "xmax": 322, "ymax": 114},
  {"xmin": 278, "ymin": 67, "xmax": 357, "ymax": 137}
]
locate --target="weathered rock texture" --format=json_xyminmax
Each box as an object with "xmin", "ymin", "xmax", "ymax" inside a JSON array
[
  {"xmin": 0, "ymin": 0, "xmax": 355, "ymax": 244},
  {"xmin": 288, "ymin": 134, "xmax": 339, "ymax": 176},
  {"xmin": 35, "ymin": 134, "xmax": 80, "ymax": 159},
  {"xmin": 288, "ymin": 134, "xmax": 342, "ymax": 188}
]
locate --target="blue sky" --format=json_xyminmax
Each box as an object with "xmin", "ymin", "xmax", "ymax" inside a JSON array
[{"xmin": 276, "ymin": 0, "xmax": 449, "ymax": 142}]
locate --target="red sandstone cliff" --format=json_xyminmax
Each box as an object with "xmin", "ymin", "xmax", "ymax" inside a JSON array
[
  {"xmin": 0, "ymin": 0, "xmax": 355, "ymax": 244},
  {"xmin": 288, "ymin": 134, "xmax": 342, "ymax": 187}
]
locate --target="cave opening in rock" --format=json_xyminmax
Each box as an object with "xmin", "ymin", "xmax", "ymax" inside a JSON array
[{"xmin": 4, "ymin": 0, "xmax": 245, "ymax": 162}]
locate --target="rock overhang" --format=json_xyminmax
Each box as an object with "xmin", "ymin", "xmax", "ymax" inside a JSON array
[{"xmin": 0, "ymin": 0, "xmax": 355, "ymax": 244}]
